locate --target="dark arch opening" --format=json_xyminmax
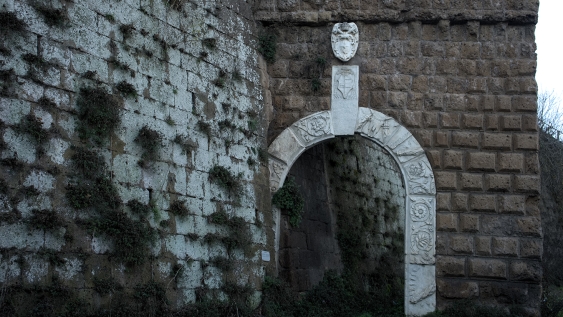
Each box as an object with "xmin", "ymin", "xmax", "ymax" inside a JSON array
[{"xmin": 277, "ymin": 134, "xmax": 406, "ymax": 296}]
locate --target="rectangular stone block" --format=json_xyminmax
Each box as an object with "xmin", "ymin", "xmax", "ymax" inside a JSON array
[
  {"xmin": 462, "ymin": 113, "xmax": 484, "ymax": 129},
  {"xmin": 441, "ymin": 112, "xmax": 461, "ymax": 129},
  {"xmin": 480, "ymin": 215, "xmax": 515, "ymax": 236},
  {"xmin": 515, "ymin": 217, "xmax": 542, "ymax": 237},
  {"xmin": 514, "ymin": 175, "xmax": 540, "ymax": 193},
  {"xmin": 520, "ymin": 239, "xmax": 542, "ymax": 259},
  {"xmin": 460, "ymin": 214, "xmax": 479, "ymax": 232},
  {"xmin": 437, "ymin": 193, "xmax": 451, "ymax": 211},
  {"xmin": 483, "ymin": 133, "xmax": 512, "ymax": 150},
  {"xmin": 452, "ymin": 131, "xmax": 480, "ymax": 148},
  {"xmin": 509, "ymin": 260, "xmax": 541, "ymax": 282},
  {"xmin": 467, "ymin": 152, "xmax": 496, "ymax": 171},
  {"xmin": 512, "ymin": 95, "xmax": 537, "ymax": 112},
  {"xmin": 437, "ymin": 213, "xmax": 458, "ymax": 232},
  {"xmin": 435, "ymin": 171, "xmax": 458, "ymax": 191},
  {"xmin": 499, "ymin": 195, "xmax": 526, "ymax": 214},
  {"xmin": 435, "ymin": 131, "xmax": 450, "ymax": 147},
  {"xmin": 486, "ymin": 174, "xmax": 511, "ymax": 192},
  {"xmin": 492, "ymin": 237, "xmax": 518, "ymax": 257},
  {"xmin": 437, "ymin": 256, "xmax": 466, "ymax": 277},
  {"xmin": 498, "ymin": 153, "xmax": 524, "ymax": 172},
  {"xmin": 469, "ymin": 194, "xmax": 496, "ymax": 212},
  {"xmin": 452, "ymin": 193, "xmax": 469, "ymax": 212},
  {"xmin": 450, "ymin": 235, "xmax": 474, "ymax": 254},
  {"xmin": 444, "ymin": 150, "xmax": 463, "ymax": 169},
  {"xmin": 460, "ymin": 173, "xmax": 483, "ymax": 191},
  {"xmin": 469, "ymin": 258, "xmax": 507, "ymax": 279},
  {"xmin": 500, "ymin": 115, "xmax": 522, "ymax": 131},
  {"xmin": 475, "ymin": 236, "xmax": 492, "ymax": 256},
  {"xmin": 437, "ymin": 279, "xmax": 478, "ymax": 299},
  {"xmin": 515, "ymin": 133, "xmax": 538, "ymax": 150}
]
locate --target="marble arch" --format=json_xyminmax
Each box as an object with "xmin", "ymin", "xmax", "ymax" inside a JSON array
[{"xmin": 268, "ymin": 108, "xmax": 437, "ymax": 316}]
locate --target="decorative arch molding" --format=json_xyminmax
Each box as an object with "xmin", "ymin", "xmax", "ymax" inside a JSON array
[{"xmin": 268, "ymin": 108, "xmax": 437, "ymax": 316}]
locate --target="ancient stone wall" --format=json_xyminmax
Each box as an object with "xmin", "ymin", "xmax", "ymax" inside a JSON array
[
  {"xmin": 259, "ymin": 0, "xmax": 542, "ymax": 314},
  {"xmin": 0, "ymin": 0, "xmax": 273, "ymax": 314}
]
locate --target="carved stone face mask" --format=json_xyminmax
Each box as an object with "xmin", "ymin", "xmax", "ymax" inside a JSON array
[{"xmin": 331, "ymin": 22, "xmax": 359, "ymax": 62}]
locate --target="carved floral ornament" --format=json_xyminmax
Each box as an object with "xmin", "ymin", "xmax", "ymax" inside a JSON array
[{"xmin": 331, "ymin": 22, "xmax": 359, "ymax": 62}]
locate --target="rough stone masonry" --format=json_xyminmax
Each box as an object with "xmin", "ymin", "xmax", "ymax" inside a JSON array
[{"xmin": 0, "ymin": 0, "xmax": 541, "ymax": 315}]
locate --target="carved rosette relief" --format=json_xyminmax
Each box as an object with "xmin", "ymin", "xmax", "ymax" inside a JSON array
[
  {"xmin": 290, "ymin": 111, "xmax": 334, "ymax": 146},
  {"xmin": 407, "ymin": 197, "xmax": 435, "ymax": 265},
  {"xmin": 331, "ymin": 22, "xmax": 359, "ymax": 62}
]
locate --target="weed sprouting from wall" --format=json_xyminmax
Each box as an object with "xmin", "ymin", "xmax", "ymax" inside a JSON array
[
  {"xmin": 76, "ymin": 87, "xmax": 122, "ymax": 145},
  {"xmin": 169, "ymin": 199, "xmax": 190, "ymax": 217},
  {"xmin": 197, "ymin": 120, "xmax": 212, "ymax": 138},
  {"xmin": 214, "ymin": 70, "xmax": 227, "ymax": 88},
  {"xmin": 15, "ymin": 114, "xmax": 50, "ymax": 144},
  {"xmin": 69, "ymin": 147, "xmax": 106, "ymax": 179},
  {"xmin": 209, "ymin": 256, "xmax": 232, "ymax": 271},
  {"xmin": 204, "ymin": 213, "xmax": 252, "ymax": 254},
  {"xmin": 33, "ymin": 5, "xmax": 69, "ymax": 27},
  {"xmin": 38, "ymin": 96, "xmax": 57, "ymax": 109},
  {"xmin": 0, "ymin": 68, "xmax": 16, "ymax": 97},
  {"xmin": 0, "ymin": 12, "xmax": 27, "ymax": 32},
  {"xmin": 311, "ymin": 78, "xmax": 321, "ymax": 93},
  {"xmin": 173, "ymin": 134, "xmax": 194, "ymax": 154},
  {"xmin": 258, "ymin": 33, "xmax": 277, "ymax": 63},
  {"xmin": 134, "ymin": 281, "xmax": 169, "ymax": 314},
  {"xmin": 165, "ymin": 115, "xmax": 175, "ymax": 126},
  {"xmin": 202, "ymin": 38, "xmax": 217, "ymax": 50},
  {"xmin": 119, "ymin": 23, "xmax": 134, "ymax": 41},
  {"xmin": 93, "ymin": 277, "xmax": 123, "ymax": 295},
  {"xmin": 258, "ymin": 148, "xmax": 269, "ymax": 164},
  {"xmin": 272, "ymin": 177, "xmax": 304, "ymax": 227},
  {"xmin": 209, "ymin": 165, "xmax": 242, "ymax": 198},
  {"xmin": 27, "ymin": 209, "xmax": 65, "ymax": 231},
  {"xmin": 66, "ymin": 175, "xmax": 121, "ymax": 210},
  {"xmin": 88, "ymin": 211, "xmax": 157, "ymax": 266},
  {"xmin": 115, "ymin": 80, "xmax": 137, "ymax": 98},
  {"xmin": 127, "ymin": 199, "xmax": 152, "ymax": 217},
  {"xmin": 218, "ymin": 119, "xmax": 236, "ymax": 131},
  {"xmin": 209, "ymin": 208, "xmax": 229, "ymax": 225},
  {"xmin": 163, "ymin": 0, "xmax": 188, "ymax": 12},
  {"xmin": 135, "ymin": 125, "xmax": 163, "ymax": 164}
]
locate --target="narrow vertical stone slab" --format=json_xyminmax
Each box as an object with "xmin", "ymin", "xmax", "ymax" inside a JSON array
[
  {"xmin": 331, "ymin": 65, "xmax": 359, "ymax": 135},
  {"xmin": 405, "ymin": 263, "xmax": 436, "ymax": 316}
]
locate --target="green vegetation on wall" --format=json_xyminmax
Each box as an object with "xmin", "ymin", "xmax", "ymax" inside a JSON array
[
  {"xmin": 271, "ymin": 177, "xmax": 304, "ymax": 227},
  {"xmin": 76, "ymin": 87, "xmax": 122, "ymax": 145}
]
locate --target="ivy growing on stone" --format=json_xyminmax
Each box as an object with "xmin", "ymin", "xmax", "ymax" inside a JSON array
[
  {"xmin": 115, "ymin": 80, "xmax": 137, "ymax": 98},
  {"xmin": 0, "ymin": 12, "xmax": 27, "ymax": 32},
  {"xmin": 258, "ymin": 33, "xmax": 277, "ymax": 63},
  {"xmin": 76, "ymin": 87, "xmax": 122, "ymax": 145},
  {"xmin": 135, "ymin": 125, "xmax": 163, "ymax": 165},
  {"xmin": 15, "ymin": 114, "xmax": 50, "ymax": 144},
  {"xmin": 272, "ymin": 177, "xmax": 304, "ymax": 227},
  {"xmin": 208, "ymin": 165, "xmax": 242, "ymax": 198},
  {"xmin": 169, "ymin": 199, "xmax": 190, "ymax": 217}
]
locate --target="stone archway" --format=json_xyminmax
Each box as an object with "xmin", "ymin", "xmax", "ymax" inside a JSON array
[{"xmin": 268, "ymin": 108, "xmax": 437, "ymax": 316}]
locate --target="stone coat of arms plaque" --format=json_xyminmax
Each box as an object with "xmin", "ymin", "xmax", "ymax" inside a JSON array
[{"xmin": 331, "ymin": 22, "xmax": 359, "ymax": 62}]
